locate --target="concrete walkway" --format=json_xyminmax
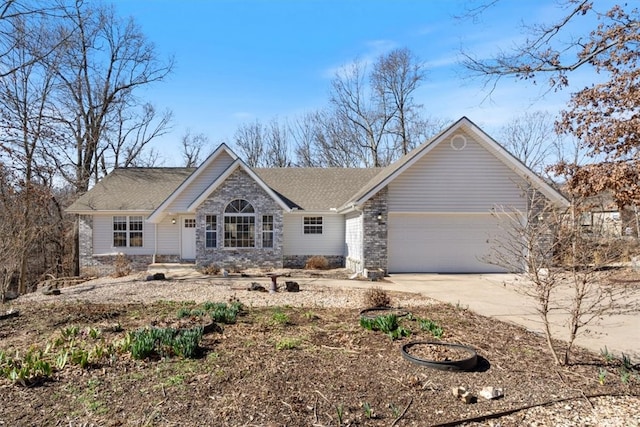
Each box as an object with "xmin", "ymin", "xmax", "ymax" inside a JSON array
[{"xmin": 385, "ymin": 273, "xmax": 640, "ymax": 361}]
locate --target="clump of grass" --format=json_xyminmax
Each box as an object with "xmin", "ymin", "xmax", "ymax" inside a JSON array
[
  {"xmin": 417, "ymin": 318, "xmax": 444, "ymax": 339},
  {"xmin": 205, "ymin": 301, "xmax": 243, "ymax": 324},
  {"xmin": 363, "ymin": 287, "xmax": 391, "ymax": 308},
  {"xmin": 360, "ymin": 314, "xmax": 410, "ymax": 341},
  {"xmin": 127, "ymin": 326, "xmax": 203, "ymax": 359},
  {"xmin": 271, "ymin": 309, "xmax": 290, "ymax": 325},
  {"xmin": 275, "ymin": 338, "xmax": 301, "ymax": 350}
]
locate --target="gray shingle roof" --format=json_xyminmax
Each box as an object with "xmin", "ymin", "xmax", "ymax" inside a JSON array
[
  {"xmin": 67, "ymin": 168, "xmax": 195, "ymax": 212},
  {"xmin": 254, "ymin": 168, "xmax": 381, "ymax": 211},
  {"xmin": 67, "ymin": 166, "xmax": 381, "ymax": 213}
]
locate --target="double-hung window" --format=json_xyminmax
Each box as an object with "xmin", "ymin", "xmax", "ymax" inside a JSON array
[
  {"xmin": 113, "ymin": 216, "xmax": 143, "ymax": 247},
  {"xmin": 262, "ymin": 215, "xmax": 274, "ymax": 248},
  {"xmin": 303, "ymin": 216, "xmax": 323, "ymax": 234},
  {"xmin": 224, "ymin": 199, "xmax": 255, "ymax": 248},
  {"xmin": 205, "ymin": 215, "xmax": 217, "ymax": 248}
]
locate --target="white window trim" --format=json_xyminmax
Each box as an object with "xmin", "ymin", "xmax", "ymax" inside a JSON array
[
  {"xmin": 224, "ymin": 199, "xmax": 256, "ymax": 248},
  {"xmin": 112, "ymin": 215, "xmax": 144, "ymax": 248}
]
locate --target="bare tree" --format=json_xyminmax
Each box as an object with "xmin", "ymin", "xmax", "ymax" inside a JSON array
[
  {"xmin": 498, "ymin": 111, "xmax": 559, "ymax": 176},
  {"xmin": 462, "ymin": 1, "xmax": 640, "ymax": 207},
  {"xmin": 0, "ymin": 8, "xmax": 60, "ymax": 292},
  {"xmin": 330, "ymin": 59, "xmax": 393, "ymax": 167},
  {"xmin": 100, "ymin": 103, "xmax": 172, "ymax": 174},
  {"xmin": 46, "ymin": 1, "xmax": 173, "ymax": 194},
  {"xmin": 233, "ymin": 119, "xmax": 264, "ymax": 167},
  {"xmin": 264, "ymin": 118, "xmax": 292, "ymax": 167},
  {"xmin": 291, "ymin": 110, "xmax": 365, "ymax": 167},
  {"xmin": 0, "ymin": 164, "xmax": 51, "ymax": 300},
  {"xmin": 488, "ymin": 188, "xmax": 640, "ymax": 365},
  {"xmin": 371, "ymin": 47, "xmax": 427, "ymax": 155},
  {"xmin": 180, "ymin": 129, "xmax": 209, "ymax": 167}
]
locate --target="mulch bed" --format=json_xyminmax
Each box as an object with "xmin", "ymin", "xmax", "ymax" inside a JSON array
[{"xmin": 0, "ymin": 299, "xmax": 638, "ymax": 426}]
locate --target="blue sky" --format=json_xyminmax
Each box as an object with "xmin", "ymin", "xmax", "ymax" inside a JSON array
[{"xmin": 113, "ymin": 0, "xmax": 602, "ymax": 166}]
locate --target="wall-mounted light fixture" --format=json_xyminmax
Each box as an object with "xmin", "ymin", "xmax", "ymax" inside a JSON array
[
  {"xmin": 377, "ymin": 213, "xmax": 383, "ymax": 221},
  {"xmin": 171, "ymin": 218, "xmax": 176, "ymax": 225}
]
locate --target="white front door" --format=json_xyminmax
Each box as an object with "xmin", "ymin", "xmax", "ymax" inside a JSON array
[{"xmin": 181, "ymin": 216, "xmax": 197, "ymax": 260}]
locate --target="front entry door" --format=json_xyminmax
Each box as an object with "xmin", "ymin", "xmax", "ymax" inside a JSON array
[{"xmin": 181, "ymin": 216, "xmax": 197, "ymax": 260}]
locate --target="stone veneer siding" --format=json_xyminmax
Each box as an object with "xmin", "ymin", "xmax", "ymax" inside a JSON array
[
  {"xmin": 282, "ymin": 255, "xmax": 345, "ymax": 269},
  {"xmin": 362, "ymin": 187, "xmax": 388, "ymax": 279},
  {"xmin": 195, "ymin": 168, "xmax": 284, "ymax": 270}
]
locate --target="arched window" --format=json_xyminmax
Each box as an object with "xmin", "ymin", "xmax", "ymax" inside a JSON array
[{"xmin": 224, "ymin": 199, "xmax": 255, "ymax": 247}]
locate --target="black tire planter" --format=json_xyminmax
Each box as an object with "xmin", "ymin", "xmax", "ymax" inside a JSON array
[
  {"xmin": 401, "ymin": 341, "xmax": 478, "ymax": 372},
  {"xmin": 359, "ymin": 306, "xmax": 410, "ymax": 320}
]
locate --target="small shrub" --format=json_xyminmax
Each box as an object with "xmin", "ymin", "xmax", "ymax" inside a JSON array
[
  {"xmin": 112, "ymin": 253, "xmax": 131, "ymax": 278},
  {"xmin": 200, "ymin": 264, "xmax": 220, "ymax": 275},
  {"xmin": 363, "ymin": 287, "xmax": 391, "ymax": 308},
  {"xmin": 304, "ymin": 255, "xmax": 329, "ymax": 270}
]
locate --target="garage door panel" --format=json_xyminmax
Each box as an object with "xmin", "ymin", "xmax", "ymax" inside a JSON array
[{"xmin": 388, "ymin": 214, "xmax": 506, "ymax": 273}]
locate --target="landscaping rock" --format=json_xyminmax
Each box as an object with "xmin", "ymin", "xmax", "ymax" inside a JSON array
[
  {"xmin": 452, "ymin": 386, "xmax": 475, "ymax": 404},
  {"xmin": 0, "ymin": 309, "xmax": 19, "ymax": 321},
  {"xmin": 41, "ymin": 285, "xmax": 61, "ymax": 296},
  {"xmin": 479, "ymin": 386, "xmax": 504, "ymax": 400},
  {"xmin": 248, "ymin": 282, "xmax": 266, "ymax": 292},
  {"xmin": 145, "ymin": 272, "xmax": 166, "ymax": 281},
  {"xmin": 285, "ymin": 281, "xmax": 300, "ymax": 292}
]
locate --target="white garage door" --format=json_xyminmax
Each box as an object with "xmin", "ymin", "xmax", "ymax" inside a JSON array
[{"xmin": 388, "ymin": 213, "xmax": 508, "ymax": 273}]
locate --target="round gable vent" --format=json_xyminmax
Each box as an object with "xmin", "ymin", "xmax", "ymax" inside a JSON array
[{"xmin": 450, "ymin": 134, "xmax": 467, "ymax": 151}]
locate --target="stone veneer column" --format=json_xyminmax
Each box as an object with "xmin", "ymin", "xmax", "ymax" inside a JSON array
[
  {"xmin": 78, "ymin": 215, "xmax": 93, "ymax": 272},
  {"xmin": 362, "ymin": 187, "xmax": 388, "ymax": 278}
]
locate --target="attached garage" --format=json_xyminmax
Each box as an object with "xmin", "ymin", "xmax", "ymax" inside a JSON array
[{"xmin": 388, "ymin": 213, "xmax": 508, "ymax": 273}]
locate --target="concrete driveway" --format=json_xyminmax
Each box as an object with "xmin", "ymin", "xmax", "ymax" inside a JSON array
[{"xmin": 386, "ymin": 273, "xmax": 640, "ymax": 360}]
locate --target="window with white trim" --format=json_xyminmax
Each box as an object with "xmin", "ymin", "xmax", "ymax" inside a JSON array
[
  {"xmin": 113, "ymin": 216, "xmax": 143, "ymax": 247},
  {"xmin": 262, "ymin": 215, "xmax": 274, "ymax": 248},
  {"xmin": 224, "ymin": 199, "xmax": 255, "ymax": 247},
  {"xmin": 303, "ymin": 216, "xmax": 323, "ymax": 234},
  {"xmin": 205, "ymin": 215, "xmax": 217, "ymax": 248}
]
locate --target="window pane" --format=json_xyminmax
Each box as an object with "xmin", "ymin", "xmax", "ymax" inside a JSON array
[
  {"xmin": 206, "ymin": 215, "xmax": 217, "ymax": 248},
  {"xmin": 129, "ymin": 216, "xmax": 143, "ymax": 231},
  {"xmin": 113, "ymin": 216, "xmax": 127, "ymax": 231},
  {"xmin": 224, "ymin": 215, "xmax": 255, "ymax": 247},
  {"xmin": 225, "ymin": 199, "xmax": 255, "ymax": 214},
  {"xmin": 303, "ymin": 216, "xmax": 323, "ymax": 234},
  {"xmin": 262, "ymin": 215, "xmax": 274, "ymax": 248},
  {"xmin": 130, "ymin": 232, "xmax": 143, "ymax": 247},
  {"xmin": 113, "ymin": 232, "xmax": 127, "ymax": 247}
]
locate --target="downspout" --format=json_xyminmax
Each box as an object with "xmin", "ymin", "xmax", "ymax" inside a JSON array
[{"xmin": 152, "ymin": 221, "xmax": 157, "ymax": 264}]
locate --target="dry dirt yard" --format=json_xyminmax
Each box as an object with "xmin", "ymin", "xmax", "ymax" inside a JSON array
[{"xmin": 1, "ymin": 271, "xmax": 639, "ymax": 426}]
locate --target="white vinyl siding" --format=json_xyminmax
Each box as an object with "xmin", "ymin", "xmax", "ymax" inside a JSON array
[
  {"xmin": 92, "ymin": 214, "xmax": 155, "ymax": 255},
  {"xmin": 156, "ymin": 217, "xmax": 180, "ymax": 254},
  {"xmin": 388, "ymin": 132, "xmax": 527, "ymax": 213},
  {"xmin": 344, "ymin": 212, "xmax": 363, "ymax": 273},
  {"xmin": 164, "ymin": 151, "xmax": 235, "ymax": 213},
  {"xmin": 283, "ymin": 213, "xmax": 345, "ymax": 256}
]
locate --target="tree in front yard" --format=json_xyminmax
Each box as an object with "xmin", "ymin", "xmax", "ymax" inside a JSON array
[{"xmin": 488, "ymin": 187, "xmax": 640, "ymax": 365}]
